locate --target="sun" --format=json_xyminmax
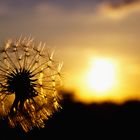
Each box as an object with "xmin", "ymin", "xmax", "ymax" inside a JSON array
[{"xmin": 85, "ymin": 58, "xmax": 116, "ymax": 94}]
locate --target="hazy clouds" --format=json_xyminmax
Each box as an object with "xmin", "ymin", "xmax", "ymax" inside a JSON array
[{"xmin": 0, "ymin": 0, "xmax": 140, "ymax": 102}]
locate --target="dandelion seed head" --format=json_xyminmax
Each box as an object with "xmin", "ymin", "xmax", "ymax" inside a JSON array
[{"xmin": 0, "ymin": 36, "xmax": 62, "ymax": 132}]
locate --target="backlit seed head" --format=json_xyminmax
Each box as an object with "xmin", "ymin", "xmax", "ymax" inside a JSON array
[{"xmin": 0, "ymin": 36, "xmax": 63, "ymax": 132}]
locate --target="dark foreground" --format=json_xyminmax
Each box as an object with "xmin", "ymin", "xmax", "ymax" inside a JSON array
[{"xmin": 0, "ymin": 93, "xmax": 140, "ymax": 139}]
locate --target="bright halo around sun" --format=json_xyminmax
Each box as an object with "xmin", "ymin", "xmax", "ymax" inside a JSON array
[{"xmin": 85, "ymin": 58, "xmax": 117, "ymax": 94}]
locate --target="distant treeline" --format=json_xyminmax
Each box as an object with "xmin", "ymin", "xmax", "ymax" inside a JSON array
[{"xmin": 0, "ymin": 91, "xmax": 140, "ymax": 139}]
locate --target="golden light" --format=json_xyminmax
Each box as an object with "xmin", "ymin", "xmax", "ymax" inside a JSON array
[{"xmin": 85, "ymin": 58, "xmax": 117, "ymax": 94}]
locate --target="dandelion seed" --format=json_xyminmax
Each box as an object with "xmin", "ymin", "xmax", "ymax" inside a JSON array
[{"xmin": 0, "ymin": 36, "xmax": 62, "ymax": 132}]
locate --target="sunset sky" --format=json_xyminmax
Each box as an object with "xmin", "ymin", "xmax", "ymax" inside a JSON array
[{"xmin": 0, "ymin": 0, "xmax": 140, "ymax": 104}]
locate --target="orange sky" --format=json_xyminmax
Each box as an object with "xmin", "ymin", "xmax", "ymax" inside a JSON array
[{"xmin": 0, "ymin": 0, "xmax": 140, "ymax": 104}]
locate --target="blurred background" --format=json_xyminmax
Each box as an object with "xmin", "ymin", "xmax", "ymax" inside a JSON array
[{"xmin": 0, "ymin": 0, "xmax": 140, "ymax": 139}]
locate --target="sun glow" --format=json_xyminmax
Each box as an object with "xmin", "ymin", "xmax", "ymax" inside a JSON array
[{"xmin": 85, "ymin": 58, "xmax": 117, "ymax": 94}]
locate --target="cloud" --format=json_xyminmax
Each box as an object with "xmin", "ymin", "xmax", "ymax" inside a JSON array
[
  {"xmin": 0, "ymin": 5, "xmax": 8, "ymax": 17},
  {"xmin": 0, "ymin": 0, "xmax": 140, "ymax": 46},
  {"xmin": 98, "ymin": 0, "xmax": 140, "ymax": 19},
  {"xmin": 2, "ymin": 0, "xmax": 140, "ymax": 21}
]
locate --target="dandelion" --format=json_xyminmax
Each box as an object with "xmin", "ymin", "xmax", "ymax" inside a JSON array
[{"xmin": 0, "ymin": 36, "xmax": 63, "ymax": 132}]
